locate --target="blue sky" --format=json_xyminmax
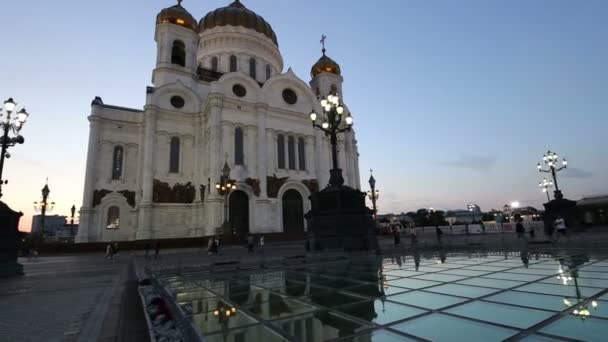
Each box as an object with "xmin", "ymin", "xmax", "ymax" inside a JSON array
[{"xmin": 0, "ymin": 0, "xmax": 606, "ymax": 229}]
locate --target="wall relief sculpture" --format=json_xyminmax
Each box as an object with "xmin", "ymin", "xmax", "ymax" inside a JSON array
[
  {"xmin": 153, "ymin": 179, "xmax": 196, "ymax": 203},
  {"xmin": 199, "ymin": 185, "xmax": 206, "ymax": 202},
  {"xmin": 92, "ymin": 189, "xmax": 112, "ymax": 207},
  {"xmin": 245, "ymin": 178, "xmax": 261, "ymax": 197},
  {"xmin": 118, "ymin": 190, "xmax": 136, "ymax": 208},
  {"xmin": 302, "ymin": 179, "xmax": 320, "ymax": 194},
  {"xmin": 267, "ymin": 174, "xmax": 289, "ymax": 198}
]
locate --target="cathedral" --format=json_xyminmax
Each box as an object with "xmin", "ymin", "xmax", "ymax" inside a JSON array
[{"xmin": 76, "ymin": 0, "xmax": 361, "ymax": 242}]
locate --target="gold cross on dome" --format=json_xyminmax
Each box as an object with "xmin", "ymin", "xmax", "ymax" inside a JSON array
[
  {"xmin": 177, "ymin": 0, "xmax": 183, "ymax": 5},
  {"xmin": 320, "ymin": 34, "xmax": 327, "ymax": 54},
  {"xmin": 370, "ymin": 169, "xmax": 373, "ymax": 175}
]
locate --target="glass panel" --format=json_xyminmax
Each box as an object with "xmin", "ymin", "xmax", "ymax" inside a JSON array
[
  {"xmin": 336, "ymin": 299, "xmax": 427, "ymax": 325},
  {"xmin": 339, "ymin": 329, "xmax": 418, "ymax": 342},
  {"xmin": 345, "ymin": 284, "xmax": 409, "ymax": 297},
  {"xmin": 446, "ymin": 301, "xmax": 554, "ymax": 329},
  {"xmin": 578, "ymin": 271, "xmax": 608, "ymax": 279},
  {"xmin": 271, "ymin": 311, "xmax": 373, "ymax": 342},
  {"xmin": 389, "ymin": 278, "xmax": 441, "ymax": 289},
  {"xmin": 540, "ymin": 276, "xmax": 608, "ymax": 288},
  {"xmin": 456, "ymin": 278, "xmax": 524, "ymax": 289},
  {"xmin": 485, "ymin": 291, "xmax": 579, "ymax": 311},
  {"xmin": 385, "ymin": 270, "xmax": 421, "ymax": 278},
  {"xmin": 388, "ymin": 291, "xmax": 468, "ymax": 310},
  {"xmin": 439, "ymin": 269, "xmax": 491, "ymax": 277},
  {"xmin": 204, "ymin": 324, "xmax": 289, "ymax": 342},
  {"xmin": 306, "ymin": 291, "xmax": 366, "ymax": 308},
  {"xmin": 192, "ymin": 310, "xmax": 258, "ymax": 335},
  {"xmin": 390, "ymin": 313, "xmax": 517, "ymax": 342},
  {"xmin": 482, "ymin": 272, "xmax": 547, "ymax": 282},
  {"xmin": 516, "ymin": 283, "xmax": 602, "ymax": 298},
  {"xmin": 412, "ymin": 273, "xmax": 468, "ymax": 282},
  {"xmin": 518, "ymin": 335, "xmax": 564, "ymax": 342},
  {"xmin": 425, "ymin": 283, "xmax": 500, "ymax": 298},
  {"xmin": 540, "ymin": 316, "xmax": 608, "ymax": 341}
]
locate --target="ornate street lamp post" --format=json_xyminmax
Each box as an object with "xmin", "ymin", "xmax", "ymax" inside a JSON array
[
  {"xmin": 0, "ymin": 98, "xmax": 29, "ymax": 198},
  {"xmin": 367, "ymin": 169, "xmax": 379, "ymax": 220},
  {"xmin": 309, "ymin": 92, "xmax": 353, "ymax": 187},
  {"xmin": 539, "ymin": 178, "xmax": 553, "ymax": 202},
  {"xmin": 537, "ymin": 150, "xmax": 567, "ymax": 199},
  {"xmin": 33, "ymin": 180, "xmax": 55, "ymax": 237},
  {"xmin": 215, "ymin": 159, "xmax": 237, "ymax": 238}
]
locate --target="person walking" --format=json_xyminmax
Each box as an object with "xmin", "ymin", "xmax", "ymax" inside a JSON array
[
  {"xmin": 392, "ymin": 227, "xmax": 401, "ymax": 247},
  {"xmin": 154, "ymin": 241, "xmax": 161, "ymax": 259},
  {"xmin": 554, "ymin": 217, "xmax": 569, "ymax": 242},
  {"xmin": 258, "ymin": 235, "xmax": 265, "ymax": 255},
  {"xmin": 516, "ymin": 222, "xmax": 525, "ymax": 239},
  {"xmin": 435, "ymin": 226, "xmax": 443, "ymax": 244},
  {"xmin": 247, "ymin": 235, "xmax": 254, "ymax": 254},
  {"xmin": 409, "ymin": 227, "xmax": 418, "ymax": 246},
  {"xmin": 144, "ymin": 242, "xmax": 151, "ymax": 260},
  {"xmin": 105, "ymin": 243, "xmax": 113, "ymax": 260},
  {"xmin": 207, "ymin": 237, "xmax": 214, "ymax": 255}
]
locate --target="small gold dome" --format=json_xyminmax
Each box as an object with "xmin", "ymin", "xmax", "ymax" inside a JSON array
[
  {"xmin": 311, "ymin": 52, "xmax": 341, "ymax": 79},
  {"xmin": 199, "ymin": 0, "xmax": 278, "ymax": 46},
  {"xmin": 157, "ymin": 0, "xmax": 198, "ymax": 31}
]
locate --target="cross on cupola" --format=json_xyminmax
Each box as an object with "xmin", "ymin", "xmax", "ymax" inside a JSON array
[{"xmin": 320, "ymin": 34, "xmax": 327, "ymax": 55}]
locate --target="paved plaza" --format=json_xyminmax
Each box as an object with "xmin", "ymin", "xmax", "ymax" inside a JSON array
[
  {"xmin": 2, "ymin": 230, "xmax": 608, "ymax": 342},
  {"xmin": 0, "ymin": 253, "xmax": 148, "ymax": 342}
]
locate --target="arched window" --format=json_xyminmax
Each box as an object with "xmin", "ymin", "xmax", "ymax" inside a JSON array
[
  {"xmin": 266, "ymin": 64, "xmax": 271, "ymax": 80},
  {"xmin": 298, "ymin": 138, "xmax": 306, "ymax": 171},
  {"xmin": 106, "ymin": 206, "xmax": 120, "ymax": 229},
  {"xmin": 169, "ymin": 137, "xmax": 180, "ymax": 173},
  {"xmin": 288, "ymin": 136, "xmax": 296, "ymax": 170},
  {"xmin": 171, "ymin": 40, "xmax": 186, "ymax": 67},
  {"xmin": 234, "ymin": 127, "xmax": 244, "ymax": 165},
  {"xmin": 249, "ymin": 58, "xmax": 256, "ymax": 79},
  {"xmin": 277, "ymin": 134, "xmax": 285, "ymax": 169},
  {"xmin": 211, "ymin": 56, "xmax": 218, "ymax": 71},
  {"xmin": 111, "ymin": 146, "xmax": 123, "ymax": 180},
  {"xmin": 230, "ymin": 55, "xmax": 237, "ymax": 72}
]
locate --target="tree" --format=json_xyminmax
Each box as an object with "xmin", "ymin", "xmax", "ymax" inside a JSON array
[{"xmin": 429, "ymin": 210, "xmax": 448, "ymax": 227}]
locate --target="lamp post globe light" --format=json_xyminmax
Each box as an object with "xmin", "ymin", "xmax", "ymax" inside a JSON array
[
  {"xmin": 309, "ymin": 92, "xmax": 353, "ymax": 187},
  {"xmin": 0, "ymin": 98, "xmax": 29, "ymax": 198},
  {"xmin": 367, "ymin": 169, "xmax": 379, "ymax": 220},
  {"xmin": 33, "ymin": 180, "xmax": 55, "ymax": 237},
  {"xmin": 537, "ymin": 150, "xmax": 568, "ymax": 199},
  {"xmin": 539, "ymin": 178, "xmax": 553, "ymax": 202},
  {"xmin": 215, "ymin": 158, "xmax": 237, "ymax": 239}
]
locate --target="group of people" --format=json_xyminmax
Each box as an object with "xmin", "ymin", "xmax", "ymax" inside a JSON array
[
  {"xmin": 393, "ymin": 227, "xmax": 418, "ymax": 247},
  {"xmin": 207, "ymin": 236, "xmax": 221, "ymax": 255},
  {"xmin": 247, "ymin": 235, "xmax": 264, "ymax": 254},
  {"xmin": 105, "ymin": 242, "xmax": 120, "ymax": 261}
]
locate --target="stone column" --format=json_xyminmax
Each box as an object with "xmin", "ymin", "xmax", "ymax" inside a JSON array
[
  {"xmin": 256, "ymin": 104, "xmax": 269, "ymax": 197},
  {"xmin": 193, "ymin": 114, "xmax": 203, "ymax": 203},
  {"xmin": 306, "ymin": 135, "xmax": 315, "ymax": 176},
  {"xmin": 206, "ymin": 95, "xmax": 225, "ymax": 235},
  {"xmin": 136, "ymin": 109, "xmax": 157, "ymax": 240},
  {"xmin": 76, "ymin": 116, "xmax": 101, "ymax": 243}
]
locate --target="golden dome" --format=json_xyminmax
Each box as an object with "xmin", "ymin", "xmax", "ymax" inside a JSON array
[
  {"xmin": 157, "ymin": 0, "xmax": 198, "ymax": 31},
  {"xmin": 199, "ymin": 0, "xmax": 278, "ymax": 46},
  {"xmin": 311, "ymin": 50, "xmax": 341, "ymax": 78}
]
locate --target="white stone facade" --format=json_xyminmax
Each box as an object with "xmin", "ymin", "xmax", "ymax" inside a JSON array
[{"xmin": 76, "ymin": 3, "xmax": 361, "ymax": 243}]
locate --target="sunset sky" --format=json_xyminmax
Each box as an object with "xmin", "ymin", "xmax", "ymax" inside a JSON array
[{"xmin": 1, "ymin": 0, "xmax": 606, "ymax": 231}]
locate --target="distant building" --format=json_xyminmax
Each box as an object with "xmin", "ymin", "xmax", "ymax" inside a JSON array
[
  {"xmin": 31, "ymin": 215, "xmax": 67, "ymax": 236},
  {"xmin": 445, "ymin": 210, "xmax": 482, "ymax": 225},
  {"xmin": 577, "ymin": 195, "xmax": 608, "ymax": 226}
]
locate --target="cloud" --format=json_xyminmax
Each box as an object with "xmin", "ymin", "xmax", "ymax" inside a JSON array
[
  {"xmin": 561, "ymin": 167, "xmax": 593, "ymax": 179},
  {"xmin": 439, "ymin": 155, "xmax": 497, "ymax": 172}
]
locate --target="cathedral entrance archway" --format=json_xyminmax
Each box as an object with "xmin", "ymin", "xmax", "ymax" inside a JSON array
[
  {"xmin": 229, "ymin": 190, "xmax": 249, "ymax": 237},
  {"xmin": 282, "ymin": 189, "xmax": 304, "ymax": 234}
]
